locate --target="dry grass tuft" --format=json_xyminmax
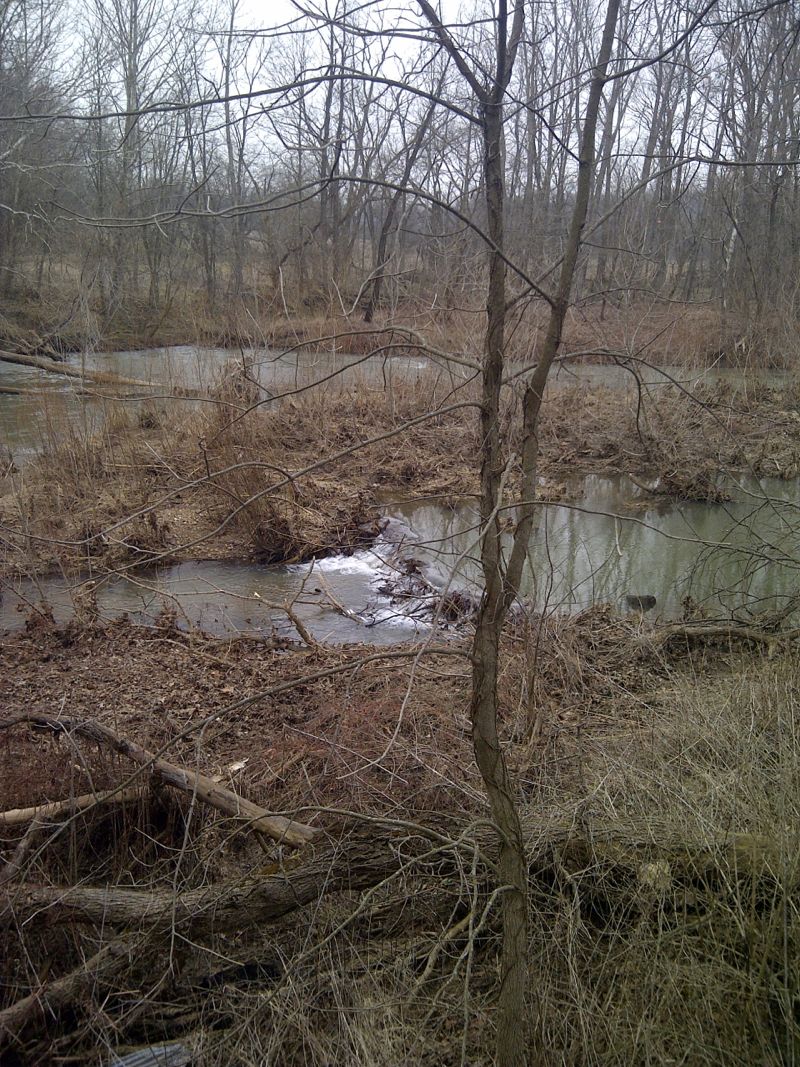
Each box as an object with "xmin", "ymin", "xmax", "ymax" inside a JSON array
[{"xmin": 527, "ymin": 651, "xmax": 800, "ymax": 1064}]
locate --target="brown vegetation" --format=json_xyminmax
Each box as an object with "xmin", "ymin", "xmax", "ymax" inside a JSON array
[
  {"xmin": 4, "ymin": 0, "xmax": 800, "ymax": 1060},
  {"xmin": 1, "ymin": 611, "xmax": 798, "ymax": 1064},
  {"xmin": 3, "ymin": 362, "xmax": 800, "ymax": 580},
  {"xmin": 4, "ymin": 292, "xmax": 797, "ymax": 372}
]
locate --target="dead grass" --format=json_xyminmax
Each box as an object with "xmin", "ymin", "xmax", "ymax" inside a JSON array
[
  {"xmin": 3, "ymin": 299, "xmax": 800, "ymax": 1063},
  {"xmin": 3, "ymin": 358, "xmax": 800, "ymax": 585},
  {"xmin": 1, "ymin": 612, "xmax": 798, "ymax": 1065},
  {"xmin": 0, "ymin": 367, "xmax": 480, "ymax": 575},
  {"xmin": 527, "ymin": 650, "xmax": 800, "ymax": 1064},
  {"xmin": 8, "ymin": 281, "xmax": 794, "ymax": 370},
  {"xmin": 539, "ymin": 377, "xmax": 800, "ymax": 481}
]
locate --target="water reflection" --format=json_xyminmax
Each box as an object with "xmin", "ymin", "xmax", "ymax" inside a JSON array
[
  {"xmin": 2, "ymin": 476, "xmax": 798, "ymax": 641},
  {"xmin": 385, "ymin": 475, "xmax": 800, "ymax": 619}
]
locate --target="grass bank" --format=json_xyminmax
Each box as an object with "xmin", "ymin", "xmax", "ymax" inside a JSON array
[
  {"xmin": 5, "ymin": 285, "xmax": 800, "ymax": 370},
  {"xmin": 2, "ymin": 359, "xmax": 800, "ymax": 579}
]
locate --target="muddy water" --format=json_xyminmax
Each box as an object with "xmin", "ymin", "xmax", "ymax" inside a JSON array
[
  {"xmin": 3, "ymin": 344, "xmax": 798, "ymax": 640},
  {"xmin": 2, "ymin": 476, "xmax": 798, "ymax": 642},
  {"xmin": 2, "ymin": 342, "xmax": 790, "ymax": 455},
  {"xmin": 385, "ymin": 475, "xmax": 800, "ymax": 618},
  {"xmin": 0, "ymin": 345, "xmax": 432, "ymax": 455},
  {"xmin": 0, "ymin": 545, "xmax": 421, "ymax": 646}
]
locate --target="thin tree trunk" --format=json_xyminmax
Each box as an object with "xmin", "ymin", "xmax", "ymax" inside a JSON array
[{"xmin": 471, "ymin": 95, "xmax": 531, "ymax": 1067}]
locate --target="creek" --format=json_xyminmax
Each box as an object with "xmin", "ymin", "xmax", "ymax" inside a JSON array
[
  {"xmin": 0, "ymin": 342, "xmax": 791, "ymax": 454},
  {"xmin": 1, "ymin": 475, "xmax": 797, "ymax": 643},
  {"xmin": 2, "ymin": 346, "xmax": 798, "ymax": 642}
]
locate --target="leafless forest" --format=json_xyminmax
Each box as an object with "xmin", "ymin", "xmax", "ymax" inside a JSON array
[
  {"xmin": 2, "ymin": 0, "xmax": 800, "ymax": 342},
  {"xmin": 2, "ymin": 2, "xmax": 800, "ymax": 1066}
]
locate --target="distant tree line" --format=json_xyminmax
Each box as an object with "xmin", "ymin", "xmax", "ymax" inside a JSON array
[{"xmin": 1, "ymin": 0, "xmax": 799, "ymax": 332}]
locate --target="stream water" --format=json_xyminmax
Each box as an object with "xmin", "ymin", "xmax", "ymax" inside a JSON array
[
  {"xmin": 0, "ymin": 345, "xmax": 431, "ymax": 455},
  {"xmin": 1, "ymin": 474, "xmax": 797, "ymax": 642},
  {"xmin": 1, "ymin": 342, "xmax": 791, "ymax": 455},
  {"xmin": 2, "ymin": 345, "xmax": 798, "ymax": 642}
]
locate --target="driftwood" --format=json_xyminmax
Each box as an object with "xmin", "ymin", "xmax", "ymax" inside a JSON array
[
  {"xmin": 0, "ymin": 349, "xmax": 203, "ymax": 398},
  {"xmin": 0, "ymin": 714, "xmax": 317, "ymax": 848},
  {"xmin": 0, "ymin": 786, "xmax": 147, "ymax": 828},
  {"xmin": 0, "ymin": 348, "xmax": 169, "ymax": 390},
  {"xmin": 0, "ymin": 383, "xmax": 68, "ymax": 397}
]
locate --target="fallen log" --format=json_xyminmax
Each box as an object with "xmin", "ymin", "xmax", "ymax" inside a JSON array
[
  {"xmin": 0, "ymin": 383, "xmax": 67, "ymax": 397},
  {"xmin": 0, "ymin": 830, "xmax": 434, "ymax": 1052},
  {"xmin": 1, "ymin": 832, "xmax": 404, "ymax": 936},
  {"xmin": 646, "ymin": 620, "xmax": 800, "ymax": 649},
  {"xmin": 0, "ymin": 786, "xmax": 147, "ymax": 828},
  {"xmin": 0, "ymin": 714, "xmax": 317, "ymax": 848},
  {"xmin": 0, "ymin": 818, "xmax": 794, "ymax": 1055},
  {"xmin": 1, "ymin": 818, "xmax": 791, "ymax": 939},
  {"xmin": 0, "ymin": 349, "xmax": 200, "ymax": 397}
]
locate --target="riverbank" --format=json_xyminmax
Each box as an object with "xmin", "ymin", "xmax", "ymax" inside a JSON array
[
  {"xmin": 3, "ymin": 338, "xmax": 799, "ymax": 1060},
  {"xmin": 3, "ymin": 291, "xmax": 794, "ymax": 369},
  {"xmin": 2, "ymin": 362, "xmax": 800, "ymax": 582},
  {"xmin": 1, "ymin": 610, "xmax": 798, "ymax": 1064}
]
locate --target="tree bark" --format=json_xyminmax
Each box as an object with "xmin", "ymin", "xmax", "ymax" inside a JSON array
[
  {"xmin": 0, "ymin": 786, "xmax": 146, "ymax": 827},
  {"xmin": 415, "ymin": 4, "xmax": 531, "ymax": 1062},
  {"xmin": 3, "ymin": 820, "xmax": 786, "ymax": 937},
  {"xmin": 0, "ymin": 350, "xmax": 187, "ymax": 394}
]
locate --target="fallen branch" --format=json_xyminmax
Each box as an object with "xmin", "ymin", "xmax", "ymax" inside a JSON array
[
  {"xmin": 0, "ymin": 348, "xmax": 200, "ymax": 397},
  {"xmin": 316, "ymin": 571, "xmax": 365, "ymax": 624},
  {"xmin": 0, "ymin": 714, "xmax": 317, "ymax": 848},
  {"xmin": 0, "ymin": 817, "xmax": 44, "ymax": 887},
  {"xmin": 0, "ymin": 786, "xmax": 147, "ymax": 828},
  {"xmin": 0, "ymin": 817, "xmax": 794, "ymax": 1053},
  {"xmin": 648, "ymin": 621, "xmax": 800, "ymax": 648},
  {"xmin": 0, "ymin": 940, "xmax": 133, "ymax": 1051},
  {"xmin": 1, "ymin": 817, "xmax": 791, "ymax": 938}
]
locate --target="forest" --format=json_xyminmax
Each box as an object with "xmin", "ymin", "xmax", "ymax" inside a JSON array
[{"xmin": 2, "ymin": 1, "xmax": 800, "ymax": 1065}]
